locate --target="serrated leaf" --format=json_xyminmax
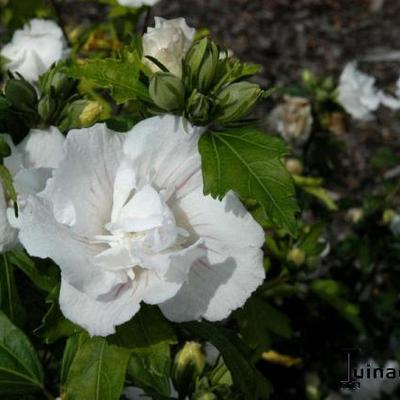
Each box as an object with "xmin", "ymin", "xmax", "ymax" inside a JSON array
[
  {"xmin": 65, "ymin": 59, "xmax": 150, "ymax": 104},
  {"xmin": 62, "ymin": 333, "xmax": 130, "ymax": 400},
  {"xmin": 0, "ymin": 311, "xmax": 44, "ymax": 395},
  {"xmin": 199, "ymin": 128, "xmax": 298, "ymax": 235},
  {"xmin": 182, "ymin": 321, "xmax": 271, "ymax": 400}
]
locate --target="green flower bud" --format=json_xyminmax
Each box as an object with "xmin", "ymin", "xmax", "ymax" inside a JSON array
[
  {"xmin": 4, "ymin": 78, "xmax": 37, "ymax": 113},
  {"xmin": 58, "ymin": 100, "xmax": 102, "ymax": 132},
  {"xmin": 187, "ymin": 90, "xmax": 213, "ymax": 125},
  {"xmin": 287, "ymin": 247, "xmax": 306, "ymax": 267},
  {"xmin": 173, "ymin": 341, "xmax": 205, "ymax": 397},
  {"xmin": 383, "ymin": 209, "xmax": 396, "ymax": 225},
  {"xmin": 149, "ymin": 72, "xmax": 185, "ymax": 112},
  {"xmin": 39, "ymin": 67, "xmax": 77, "ymax": 99},
  {"xmin": 215, "ymin": 81, "xmax": 263, "ymax": 125},
  {"xmin": 185, "ymin": 38, "xmax": 219, "ymax": 92},
  {"xmin": 38, "ymin": 94, "xmax": 57, "ymax": 123},
  {"xmin": 193, "ymin": 391, "xmax": 217, "ymax": 400}
]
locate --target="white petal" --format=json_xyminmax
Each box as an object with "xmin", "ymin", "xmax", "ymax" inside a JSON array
[
  {"xmin": 44, "ymin": 124, "xmax": 124, "ymax": 237},
  {"xmin": 17, "ymin": 195, "xmax": 120, "ymax": 298},
  {"xmin": 60, "ymin": 279, "xmax": 142, "ymax": 337},
  {"xmin": 123, "ymin": 115, "xmax": 204, "ymax": 195},
  {"xmin": 0, "ymin": 186, "xmax": 18, "ymax": 252},
  {"xmin": 161, "ymin": 189, "xmax": 265, "ymax": 321},
  {"xmin": 17, "ymin": 126, "xmax": 65, "ymax": 169}
]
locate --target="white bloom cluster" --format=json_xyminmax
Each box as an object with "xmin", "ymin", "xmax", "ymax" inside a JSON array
[
  {"xmin": 142, "ymin": 17, "xmax": 195, "ymax": 77},
  {"xmin": 337, "ymin": 62, "xmax": 400, "ymax": 120},
  {"xmin": 1, "ymin": 19, "xmax": 69, "ymax": 82},
  {"xmin": 6, "ymin": 116, "xmax": 264, "ymax": 337}
]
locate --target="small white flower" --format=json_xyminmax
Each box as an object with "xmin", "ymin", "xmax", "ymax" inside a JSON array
[
  {"xmin": 0, "ymin": 127, "xmax": 65, "ymax": 252},
  {"xmin": 17, "ymin": 115, "xmax": 265, "ymax": 337},
  {"xmin": 337, "ymin": 63, "xmax": 381, "ymax": 121},
  {"xmin": 117, "ymin": 0, "xmax": 159, "ymax": 7},
  {"xmin": 142, "ymin": 17, "xmax": 195, "ymax": 77},
  {"xmin": 390, "ymin": 214, "xmax": 400, "ymax": 236},
  {"xmin": 1, "ymin": 19, "xmax": 69, "ymax": 82}
]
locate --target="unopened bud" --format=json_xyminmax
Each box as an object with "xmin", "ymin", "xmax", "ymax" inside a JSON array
[
  {"xmin": 185, "ymin": 38, "xmax": 219, "ymax": 92},
  {"xmin": 215, "ymin": 81, "xmax": 263, "ymax": 125},
  {"xmin": 4, "ymin": 78, "xmax": 37, "ymax": 113},
  {"xmin": 38, "ymin": 94, "xmax": 57, "ymax": 123},
  {"xmin": 79, "ymin": 101, "xmax": 103, "ymax": 127},
  {"xmin": 287, "ymin": 247, "xmax": 306, "ymax": 266},
  {"xmin": 173, "ymin": 341, "xmax": 205, "ymax": 397},
  {"xmin": 193, "ymin": 392, "xmax": 217, "ymax": 400},
  {"xmin": 285, "ymin": 158, "xmax": 304, "ymax": 175},
  {"xmin": 58, "ymin": 100, "xmax": 102, "ymax": 132},
  {"xmin": 346, "ymin": 208, "xmax": 364, "ymax": 224},
  {"xmin": 39, "ymin": 67, "xmax": 77, "ymax": 99},
  {"xmin": 149, "ymin": 72, "xmax": 185, "ymax": 112},
  {"xmin": 187, "ymin": 90, "xmax": 213, "ymax": 125},
  {"xmin": 383, "ymin": 209, "xmax": 396, "ymax": 225}
]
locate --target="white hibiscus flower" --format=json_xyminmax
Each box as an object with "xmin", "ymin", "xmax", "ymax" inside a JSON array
[
  {"xmin": 118, "ymin": 0, "xmax": 159, "ymax": 7},
  {"xmin": 1, "ymin": 19, "xmax": 69, "ymax": 82},
  {"xmin": 0, "ymin": 127, "xmax": 65, "ymax": 252},
  {"xmin": 17, "ymin": 115, "xmax": 265, "ymax": 337},
  {"xmin": 142, "ymin": 17, "xmax": 195, "ymax": 77},
  {"xmin": 337, "ymin": 63, "xmax": 381, "ymax": 120}
]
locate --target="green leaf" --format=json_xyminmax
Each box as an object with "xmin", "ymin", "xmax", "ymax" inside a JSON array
[
  {"xmin": 199, "ymin": 128, "xmax": 298, "ymax": 236},
  {"xmin": 182, "ymin": 321, "xmax": 271, "ymax": 400},
  {"xmin": 0, "ymin": 254, "xmax": 25, "ymax": 326},
  {"xmin": 62, "ymin": 333, "xmax": 130, "ymax": 400},
  {"xmin": 111, "ymin": 306, "xmax": 176, "ymax": 397},
  {"xmin": 110, "ymin": 305, "xmax": 176, "ymax": 349},
  {"xmin": 7, "ymin": 250, "xmax": 57, "ymax": 292},
  {"xmin": 35, "ymin": 286, "xmax": 80, "ymax": 344},
  {"xmin": 0, "ymin": 311, "xmax": 44, "ymax": 395},
  {"xmin": 127, "ymin": 343, "xmax": 172, "ymax": 397},
  {"xmin": 310, "ymin": 279, "xmax": 364, "ymax": 332},
  {"xmin": 64, "ymin": 59, "xmax": 150, "ymax": 104},
  {"xmin": 235, "ymin": 298, "xmax": 292, "ymax": 355}
]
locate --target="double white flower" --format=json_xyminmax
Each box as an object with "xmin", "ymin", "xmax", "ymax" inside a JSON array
[
  {"xmin": 142, "ymin": 17, "xmax": 195, "ymax": 77},
  {"xmin": 1, "ymin": 19, "xmax": 69, "ymax": 82},
  {"xmin": 0, "ymin": 127, "xmax": 65, "ymax": 252},
  {"xmin": 118, "ymin": 0, "xmax": 159, "ymax": 7},
  {"xmin": 15, "ymin": 116, "xmax": 265, "ymax": 337}
]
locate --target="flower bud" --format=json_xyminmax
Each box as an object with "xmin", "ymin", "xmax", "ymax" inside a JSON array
[
  {"xmin": 4, "ymin": 78, "xmax": 37, "ymax": 113},
  {"xmin": 215, "ymin": 81, "xmax": 263, "ymax": 125},
  {"xmin": 39, "ymin": 69, "xmax": 77, "ymax": 99},
  {"xmin": 173, "ymin": 341, "xmax": 205, "ymax": 397},
  {"xmin": 193, "ymin": 392, "xmax": 217, "ymax": 400},
  {"xmin": 345, "ymin": 208, "xmax": 364, "ymax": 224},
  {"xmin": 382, "ymin": 209, "xmax": 396, "ymax": 225},
  {"xmin": 287, "ymin": 247, "xmax": 306, "ymax": 266},
  {"xmin": 284, "ymin": 158, "xmax": 304, "ymax": 175},
  {"xmin": 187, "ymin": 90, "xmax": 213, "ymax": 125},
  {"xmin": 38, "ymin": 94, "xmax": 57, "ymax": 123},
  {"xmin": 79, "ymin": 101, "xmax": 103, "ymax": 127},
  {"xmin": 149, "ymin": 72, "xmax": 185, "ymax": 112},
  {"xmin": 185, "ymin": 38, "xmax": 219, "ymax": 92},
  {"xmin": 58, "ymin": 100, "xmax": 102, "ymax": 132}
]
